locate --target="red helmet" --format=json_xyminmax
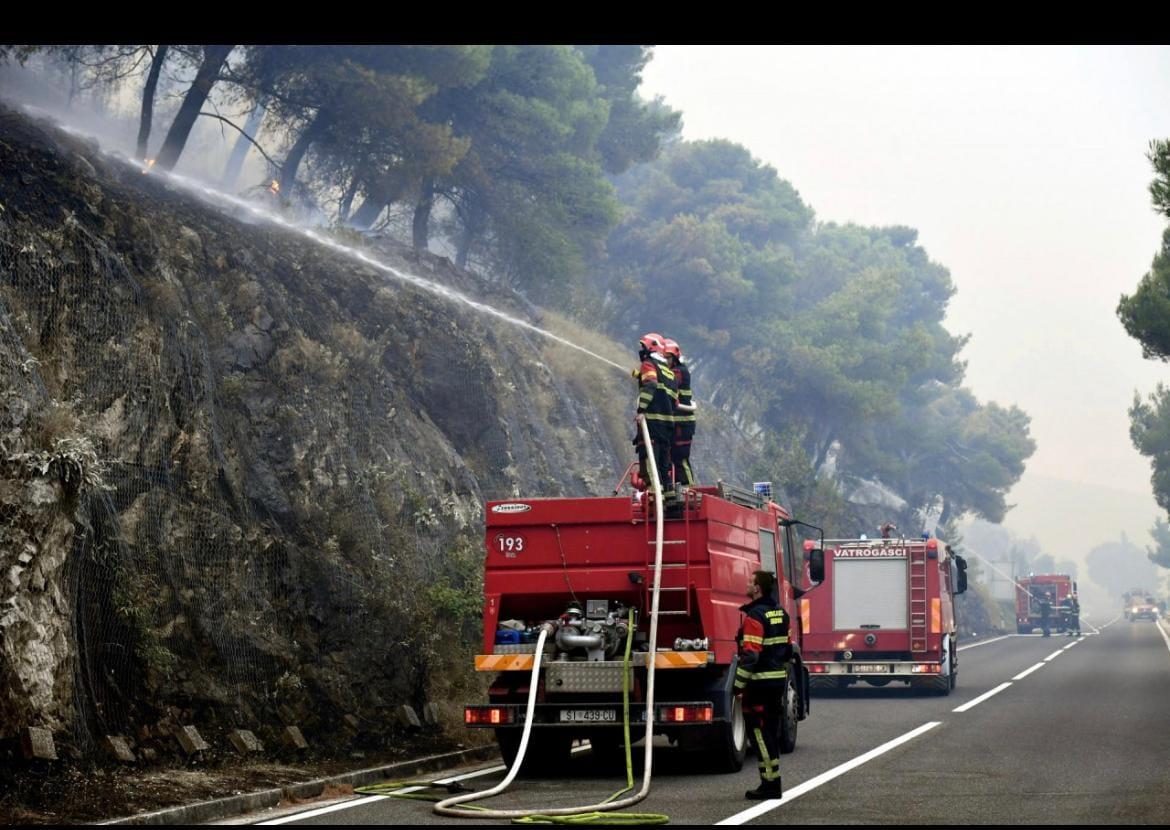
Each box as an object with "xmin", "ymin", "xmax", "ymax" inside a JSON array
[
  {"xmin": 662, "ymin": 339, "xmax": 681, "ymax": 359},
  {"xmin": 638, "ymin": 332, "xmax": 666, "ymax": 353}
]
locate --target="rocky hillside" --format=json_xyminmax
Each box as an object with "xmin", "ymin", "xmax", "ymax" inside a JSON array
[{"xmin": 0, "ymin": 105, "xmax": 757, "ymax": 759}]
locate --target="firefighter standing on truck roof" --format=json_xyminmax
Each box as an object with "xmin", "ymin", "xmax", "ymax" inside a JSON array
[
  {"xmin": 633, "ymin": 333, "xmax": 676, "ymax": 491},
  {"xmin": 736, "ymin": 569, "xmax": 789, "ymax": 800},
  {"xmin": 663, "ymin": 338, "xmax": 696, "ymax": 487}
]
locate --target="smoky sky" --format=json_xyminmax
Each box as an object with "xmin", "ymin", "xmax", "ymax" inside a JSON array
[{"xmin": 641, "ymin": 45, "xmax": 1170, "ymax": 557}]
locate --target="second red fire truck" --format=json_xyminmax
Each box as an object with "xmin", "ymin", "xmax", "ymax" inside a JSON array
[{"xmin": 800, "ymin": 533, "xmax": 968, "ymax": 694}]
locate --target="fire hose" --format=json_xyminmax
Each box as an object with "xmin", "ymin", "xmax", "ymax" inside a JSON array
[{"xmin": 427, "ymin": 416, "xmax": 670, "ymax": 823}]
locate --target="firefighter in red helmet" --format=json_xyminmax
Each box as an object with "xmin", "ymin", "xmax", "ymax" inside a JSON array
[
  {"xmin": 633, "ymin": 333, "xmax": 676, "ymax": 491},
  {"xmin": 662, "ymin": 338, "xmax": 695, "ymax": 487}
]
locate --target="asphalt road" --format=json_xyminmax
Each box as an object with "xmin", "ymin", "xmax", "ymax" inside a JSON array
[{"xmin": 239, "ymin": 616, "xmax": 1170, "ymax": 825}]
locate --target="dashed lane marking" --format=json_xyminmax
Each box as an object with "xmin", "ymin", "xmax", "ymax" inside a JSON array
[
  {"xmin": 1012, "ymin": 662, "xmax": 1046, "ymax": 681},
  {"xmin": 1043, "ymin": 649, "xmax": 1064, "ymax": 662},
  {"xmin": 715, "ymin": 721, "xmax": 942, "ymax": 825},
  {"xmin": 957, "ymin": 634, "xmax": 1015, "ymax": 651},
  {"xmin": 952, "ymin": 682, "xmax": 1012, "ymax": 713}
]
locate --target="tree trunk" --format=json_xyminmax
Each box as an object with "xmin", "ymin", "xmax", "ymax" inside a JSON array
[
  {"xmin": 348, "ymin": 194, "xmax": 389, "ymax": 230},
  {"xmin": 155, "ymin": 44, "xmax": 234, "ymax": 171},
  {"xmin": 456, "ymin": 225, "xmax": 477, "ymax": 270},
  {"xmin": 279, "ymin": 109, "xmax": 330, "ymax": 192},
  {"xmin": 412, "ymin": 177, "xmax": 435, "ymax": 251},
  {"xmin": 136, "ymin": 45, "xmax": 169, "ymax": 160},
  {"xmin": 338, "ymin": 172, "xmax": 361, "ymax": 223},
  {"xmin": 221, "ymin": 96, "xmax": 267, "ymax": 188}
]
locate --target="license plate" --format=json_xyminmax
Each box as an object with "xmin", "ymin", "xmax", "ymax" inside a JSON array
[
  {"xmin": 850, "ymin": 664, "xmax": 889, "ymax": 673},
  {"xmin": 559, "ymin": 709, "xmax": 617, "ymax": 723}
]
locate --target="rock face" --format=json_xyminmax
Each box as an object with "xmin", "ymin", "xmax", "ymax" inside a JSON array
[{"xmin": 0, "ymin": 105, "xmax": 757, "ymax": 755}]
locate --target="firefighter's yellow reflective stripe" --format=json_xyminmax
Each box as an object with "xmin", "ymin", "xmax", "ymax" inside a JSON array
[
  {"xmin": 475, "ymin": 654, "xmax": 535, "ymax": 672},
  {"xmin": 736, "ymin": 667, "xmax": 754, "ymax": 678},
  {"xmin": 753, "ymin": 729, "xmax": 781, "ymax": 781},
  {"xmin": 643, "ymin": 413, "xmax": 674, "ymax": 421},
  {"xmin": 675, "ymin": 413, "xmax": 697, "ymax": 422},
  {"xmin": 742, "ymin": 634, "xmax": 764, "ymax": 645},
  {"xmin": 751, "ymin": 670, "xmax": 788, "ymax": 680},
  {"xmin": 762, "ymin": 636, "xmax": 789, "ymax": 645}
]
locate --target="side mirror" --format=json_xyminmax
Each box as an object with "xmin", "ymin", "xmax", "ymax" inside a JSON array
[
  {"xmin": 809, "ymin": 548, "xmax": 825, "ymax": 584},
  {"xmin": 955, "ymin": 555, "xmax": 968, "ymax": 595}
]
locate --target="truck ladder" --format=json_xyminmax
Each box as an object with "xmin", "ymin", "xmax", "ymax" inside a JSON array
[
  {"xmin": 643, "ymin": 489, "xmax": 698, "ymax": 616},
  {"xmin": 909, "ymin": 542, "xmax": 928, "ymax": 654}
]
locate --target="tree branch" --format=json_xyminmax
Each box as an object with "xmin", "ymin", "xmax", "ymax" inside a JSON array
[{"xmin": 196, "ymin": 111, "xmax": 279, "ymax": 170}]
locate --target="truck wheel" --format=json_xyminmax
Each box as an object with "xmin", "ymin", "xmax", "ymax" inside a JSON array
[
  {"xmin": 703, "ymin": 693, "xmax": 746, "ymax": 773},
  {"xmin": 778, "ymin": 676, "xmax": 799, "ymax": 754}
]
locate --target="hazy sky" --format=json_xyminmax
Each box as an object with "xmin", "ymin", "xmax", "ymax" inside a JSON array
[{"xmin": 640, "ymin": 45, "xmax": 1170, "ymax": 552}]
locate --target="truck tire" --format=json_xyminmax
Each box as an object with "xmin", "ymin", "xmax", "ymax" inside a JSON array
[
  {"xmin": 778, "ymin": 675, "xmax": 799, "ymax": 754},
  {"xmin": 703, "ymin": 693, "xmax": 746, "ymax": 773}
]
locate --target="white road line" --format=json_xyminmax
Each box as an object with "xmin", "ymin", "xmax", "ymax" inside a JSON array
[
  {"xmin": 715, "ymin": 721, "xmax": 942, "ymax": 825},
  {"xmin": 1062, "ymin": 640, "xmax": 1078, "ymax": 650},
  {"xmin": 957, "ymin": 634, "xmax": 1014, "ymax": 651},
  {"xmin": 1011, "ymin": 662, "xmax": 1046, "ymax": 681},
  {"xmin": 254, "ymin": 743, "xmax": 598, "ymax": 825},
  {"xmin": 256, "ymin": 795, "xmax": 388, "ymax": 825},
  {"xmin": 952, "ymin": 682, "xmax": 1012, "ymax": 713},
  {"xmin": 255, "ymin": 763, "xmax": 508, "ymax": 825},
  {"xmin": 1043, "ymin": 649, "xmax": 1064, "ymax": 662},
  {"xmin": 1157, "ymin": 618, "xmax": 1170, "ymax": 657}
]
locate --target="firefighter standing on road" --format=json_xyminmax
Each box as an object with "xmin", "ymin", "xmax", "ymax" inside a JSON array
[
  {"xmin": 633, "ymin": 333, "xmax": 676, "ymax": 491},
  {"xmin": 1067, "ymin": 592, "xmax": 1081, "ymax": 636},
  {"xmin": 663, "ymin": 338, "xmax": 696, "ymax": 487},
  {"xmin": 1040, "ymin": 593, "xmax": 1052, "ymax": 637},
  {"xmin": 735, "ymin": 569, "xmax": 790, "ymax": 800}
]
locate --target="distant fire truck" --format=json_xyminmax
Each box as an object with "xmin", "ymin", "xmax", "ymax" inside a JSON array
[
  {"xmin": 1015, "ymin": 574, "xmax": 1075, "ymax": 633},
  {"xmin": 801, "ymin": 534, "xmax": 968, "ymax": 694}
]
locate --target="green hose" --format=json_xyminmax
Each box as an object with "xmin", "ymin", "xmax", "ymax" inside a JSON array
[
  {"xmin": 360, "ymin": 610, "xmax": 669, "ymax": 824},
  {"xmin": 512, "ymin": 610, "xmax": 668, "ymax": 825}
]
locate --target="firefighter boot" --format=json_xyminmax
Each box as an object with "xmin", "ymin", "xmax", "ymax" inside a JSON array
[{"xmin": 745, "ymin": 779, "xmax": 783, "ymax": 800}]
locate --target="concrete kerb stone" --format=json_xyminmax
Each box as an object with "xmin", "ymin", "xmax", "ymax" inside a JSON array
[{"xmin": 98, "ymin": 743, "xmax": 499, "ymax": 825}]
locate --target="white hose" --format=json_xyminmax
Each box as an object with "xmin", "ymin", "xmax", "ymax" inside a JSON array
[{"xmin": 433, "ymin": 416, "xmax": 666, "ymax": 819}]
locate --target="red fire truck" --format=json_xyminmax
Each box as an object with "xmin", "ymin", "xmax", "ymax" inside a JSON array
[
  {"xmin": 1015, "ymin": 574, "xmax": 1075, "ymax": 633},
  {"xmin": 800, "ymin": 535, "xmax": 967, "ymax": 694},
  {"xmin": 463, "ymin": 483, "xmax": 822, "ymax": 772}
]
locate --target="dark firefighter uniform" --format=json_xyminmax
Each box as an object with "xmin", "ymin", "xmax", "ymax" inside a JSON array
[
  {"xmin": 672, "ymin": 357, "xmax": 696, "ymax": 485},
  {"xmin": 635, "ymin": 355, "xmax": 677, "ymax": 489},
  {"xmin": 735, "ymin": 594, "xmax": 790, "ymax": 795}
]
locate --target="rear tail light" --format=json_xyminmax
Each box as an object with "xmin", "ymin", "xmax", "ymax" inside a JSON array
[
  {"xmin": 809, "ymin": 664, "xmax": 828, "ymax": 673},
  {"xmin": 465, "ymin": 706, "xmax": 516, "ymax": 725},
  {"xmin": 659, "ymin": 704, "xmax": 712, "ymax": 723},
  {"xmin": 910, "ymin": 663, "xmax": 941, "ymax": 674}
]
